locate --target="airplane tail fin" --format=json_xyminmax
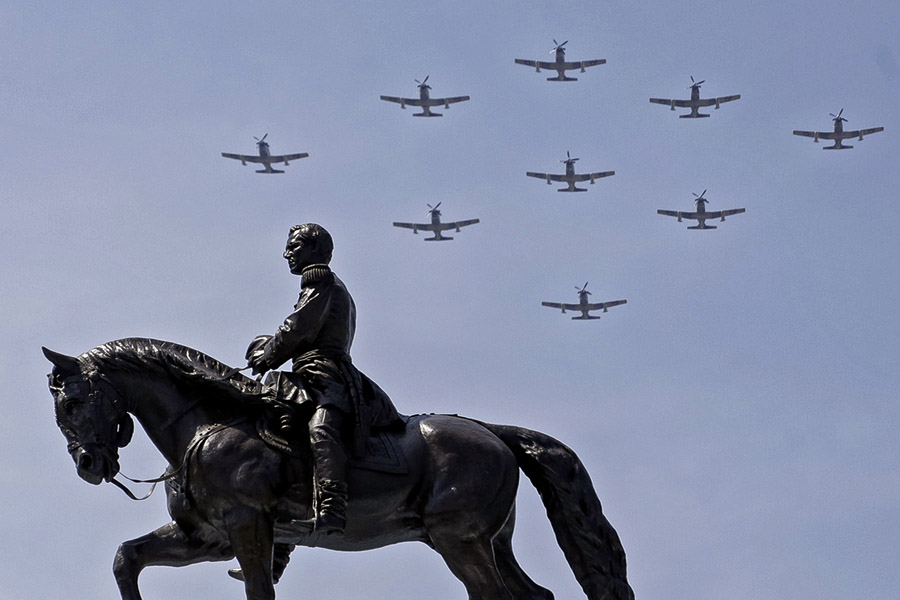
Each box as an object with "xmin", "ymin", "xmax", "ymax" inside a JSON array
[
  {"xmin": 572, "ymin": 315, "xmax": 602, "ymax": 320},
  {"xmin": 687, "ymin": 224, "xmax": 716, "ymax": 230},
  {"xmin": 680, "ymin": 113, "xmax": 710, "ymax": 119},
  {"xmin": 425, "ymin": 236, "xmax": 452, "ymax": 241},
  {"xmin": 559, "ymin": 187, "xmax": 587, "ymax": 192},
  {"xmin": 256, "ymin": 169, "xmax": 285, "ymax": 174},
  {"xmin": 546, "ymin": 76, "xmax": 578, "ymax": 82},
  {"xmin": 413, "ymin": 112, "xmax": 442, "ymax": 117},
  {"xmin": 823, "ymin": 145, "xmax": 851, "ymax": 150}
]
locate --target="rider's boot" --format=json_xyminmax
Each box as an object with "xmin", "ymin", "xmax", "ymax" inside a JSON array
[
  {"xmin": 293, "ymin": 407, "xmax": 349, "ymax": 534},
  {"xmin": 228, "ymin": 543, "xmax": 295, "ymax": 584}
]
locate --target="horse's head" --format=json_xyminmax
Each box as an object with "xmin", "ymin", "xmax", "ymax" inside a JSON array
[{"xmin": 43, "ymin": 347, "xmax": 134, "ymax": 485}]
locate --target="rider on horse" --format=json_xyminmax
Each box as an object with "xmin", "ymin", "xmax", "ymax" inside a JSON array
[{"xmin": 245, "ymin": 223, "xmax": 402, "ymax": 535}]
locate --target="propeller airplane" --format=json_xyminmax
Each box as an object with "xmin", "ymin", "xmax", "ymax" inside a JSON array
[
  {"xmin": 393, "ymin": 203, "xmax": 480, "ymax": 241},
  {"xmin": 542, "ymin": 283, "xmax": 627, "ymax": 320},
  {"xmin": 380, "ymin": 76, "xmax": 470, "ymax": 117},
  {"xmin": 657, "ymin": 190, "xmax": 745, "ymax": 230},
  {"xmin": 526, "ymin": 151, "xmax": 615, "ymax": 192},
  {"xmin": 649, "ymin": 77, "xmax": 741, "ymax": 118},
  {"xmin": 792, "ymin": 109, "xmax": 884, "ymax": 149},
  {"xmin": 514, "ymin": 39, "xmax": 606, "ymax": 82},
  {"xmin": 221, "ymin": 134, "xmax": 309, "ymax": 174}
]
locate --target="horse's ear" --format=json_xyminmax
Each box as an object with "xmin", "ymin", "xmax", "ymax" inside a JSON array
[{"xmin": 42, "ymin": 347, "xmax": 81, "ymax": 377}]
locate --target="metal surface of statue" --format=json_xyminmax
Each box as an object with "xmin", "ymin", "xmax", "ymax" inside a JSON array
[{"xmin": 43, "ymin": 225, "xmax": 634, "ymax": 600}]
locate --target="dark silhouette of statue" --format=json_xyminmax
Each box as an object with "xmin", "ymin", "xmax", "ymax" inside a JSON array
[
  {"xmin": 245, "ymin": 223, "xmax": 402, "ymax": 537},
  {"xmin": 42, "ymin": 224, "xmax": 635, "ymax": 600}
]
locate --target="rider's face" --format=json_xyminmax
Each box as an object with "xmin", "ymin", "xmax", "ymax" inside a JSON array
[{"xmin": 284, "ymin": 234, "xmax": 315, "ymax": 275}]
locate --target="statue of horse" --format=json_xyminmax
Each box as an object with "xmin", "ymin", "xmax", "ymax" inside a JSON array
[{"xmin": 43, "ymin": 338, "xmax": 634, "ymax": 600}]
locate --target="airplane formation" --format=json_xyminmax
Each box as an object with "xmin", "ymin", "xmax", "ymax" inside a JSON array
[{"xmin": 219, "ymin": 39, "xmax": 884, "ymax": 323}]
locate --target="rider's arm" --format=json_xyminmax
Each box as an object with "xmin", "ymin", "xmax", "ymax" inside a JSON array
[{"xmin": 260, "ymin": 282, "xmax": 333, "ymax": 370}]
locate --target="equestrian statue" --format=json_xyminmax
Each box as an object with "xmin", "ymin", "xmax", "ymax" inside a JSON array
[{"xmin": 43, "ymin": 223, "xmax": 635, "ymax": 600}]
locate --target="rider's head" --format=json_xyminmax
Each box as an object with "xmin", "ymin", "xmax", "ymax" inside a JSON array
[{"xmin": 284, "ymin": 224, "xmax": 334, "ymax": 274}]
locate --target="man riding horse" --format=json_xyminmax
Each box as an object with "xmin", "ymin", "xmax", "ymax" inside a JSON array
[{"xmin": 245, "ymin": 223, "xmax": 402, "ymax": 535}]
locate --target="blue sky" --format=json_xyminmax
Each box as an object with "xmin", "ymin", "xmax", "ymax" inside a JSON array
[{"xmin": 2, "ymin": 2, "xmax": 898, "ymax": 599}]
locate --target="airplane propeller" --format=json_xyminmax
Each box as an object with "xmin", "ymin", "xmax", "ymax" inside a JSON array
[
  {"xmin": 693, "ymin": 190, "xmax": 708, "ymax": 204},
  {"xmin": 415, "ymin": 75, "xmax": 431, "ymax": 89},
  {"xmin": 830, "ymin": 108, "xmax": 846, "ymax": 122},
  {"xmin": 550, "ymin": 39, "xmax": 569, "ymax": 53},
  {"xmin": 427, "ymin": 202, "xmax": 442, "ymax": 214},
  {"xmin": 254, "ymin": 133, "xmax": 268, "ymax": 146},
  {"xmin": 575, "ymin": 282, "xmax": 591, "ymax": 295},
  {"xmin": 687, "ymin": 76, "xmax": 705, "ymax": 89},
  {"xmin": 561, "ymin": 150, "xmax": 579, "ymax": 163}
]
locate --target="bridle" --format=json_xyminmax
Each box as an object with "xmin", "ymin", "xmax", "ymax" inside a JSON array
[{"xmin": 55, "ymin": 369, "xmax": 177, "ymax": 501}]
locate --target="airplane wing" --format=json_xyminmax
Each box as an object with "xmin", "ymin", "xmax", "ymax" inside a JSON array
[
  {"xmin": 430, "ymin": 95, "xmax": 471, "ymax": 106},
  {"xmin": 526, "ymin": 172, "xmax": 566, "ymax": 182},
  {"xmin": 792, "ymin": 130, "xmax": 818, "ymax": 138},
  {"xmin": 221, "ymin": 153, "xmax": 268, "ymax": 164},
  {"xmin": 716, "ymin": 94, "xmax": 741, "ymax": 104},
  {"xmin": 842, "ymin": 127, "xmax": 885, "ymax": 139},
  {"xmin": 447, "ymin": 218, "xmax": 480, "ymax": 230},
  {"xmin": 380, "ymin": 95, "xmax": 423, "ymax": 106},
  {"xmin": 720, "ymin": 208, "xmax": 746, "ymax": 218},
  {"xmin": 569, "ymin": 171, "xmax": 615, "ymax": 182},
  {"xmin": 515, "ymin": 59, "xmax": 558, "ymax": 70},
  {"xmin": 559, "ymin": 59, "xmax": 607, "ymax": 70},
  {"xmin": 649, "ymin": 98, "xmax": 692, "ymax": 107},
  {"xmin": 268, "ymin": 153, "xmax": 309, "ymax": 163},
  {"xmin": 657, "ymin": 209, "xmax": 700, "ymax": 220},
  {"xmin": 585, "ymin": 299, "xmax": 627, "ymax": 311},
  {"xmin": 392, "ymin": 222, "xmax": 422, "ymax": 230},
  {"xmin": 541, "ymin": 302, "xmax": 580, "ymax": 311}
]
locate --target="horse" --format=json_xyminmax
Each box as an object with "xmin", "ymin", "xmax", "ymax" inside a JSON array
[{"xmin": 43, "ymin": 338, "xmax": 634, "ymax": 600}]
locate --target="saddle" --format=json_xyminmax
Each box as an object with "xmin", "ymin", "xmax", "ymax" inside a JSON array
[{"xmin": 256, "ymin": 416, "xmax": 409, "ymax": 475}]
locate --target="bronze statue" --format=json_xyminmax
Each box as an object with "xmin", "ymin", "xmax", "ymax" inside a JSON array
[
  {"xmin": 43, "ymin": 225, "xmax": 635, "ymax": 600},
  {"xmin": 245, "ymin": 223, "xmax": 402, "ymax": 537}
]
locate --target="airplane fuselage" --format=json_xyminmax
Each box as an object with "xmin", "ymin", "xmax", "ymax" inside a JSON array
[
  {"xmin": 258, "ymin": 142, "xmax": 271, "ymax": 158},
  {"xmin": 562, "ymin": 159, "xmax": 582, "ymax": 191},
  {"xmin": 415, "ymin": 85, "xmax": 435, "ymax": 116},
  {"xmin": 551, "ymin": 47, "xmax": 578, "ymax": 81},
  {"xmin": 685, "ymin": 85, "xmax": 704, "ymax": 117}
]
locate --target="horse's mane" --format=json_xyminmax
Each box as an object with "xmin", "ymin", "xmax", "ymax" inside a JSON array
[{"xmin": 81, "ymin": 337, "xmax": 262, "ymax": 403}]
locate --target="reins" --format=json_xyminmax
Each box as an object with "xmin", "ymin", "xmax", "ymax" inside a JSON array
[{"xmin": 108, "ymin": 420, "xmax": 245, "ymax": 501}]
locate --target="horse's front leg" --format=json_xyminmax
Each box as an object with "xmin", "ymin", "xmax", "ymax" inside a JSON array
[
  {"xmin": 224, "ymin": 507, "xmax": 276, "ymax": 600},
  {"xmin": 113, "ymin": 520, "xmax": 233, "ymax": 600}
]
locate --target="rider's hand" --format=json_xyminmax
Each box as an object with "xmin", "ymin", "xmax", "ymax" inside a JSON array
[{"xmin": 247, "ymin": 349, "xmax": 269, "ymax": 376}]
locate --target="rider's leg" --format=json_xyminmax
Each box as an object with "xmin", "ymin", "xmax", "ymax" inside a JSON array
[{"xmin": 305, "ymin": 404, "xmax": 349, "ymax": 534}]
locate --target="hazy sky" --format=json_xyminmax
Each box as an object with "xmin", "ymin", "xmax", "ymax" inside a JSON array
[{"xmin": 2, "ymin": 2, "xmax": 898, "ymax": 599}]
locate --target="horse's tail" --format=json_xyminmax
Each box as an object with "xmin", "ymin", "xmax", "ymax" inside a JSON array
[{"xmin": 480, "ymin": 422, "xmax": 635, "ymax": 600}]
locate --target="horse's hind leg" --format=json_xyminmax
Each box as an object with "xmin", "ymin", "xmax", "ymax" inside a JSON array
[
  {"xmin": 493, "ymin": 506, "xmax": 554, "ymax": 600},
  {"xmin": 429, "ymin": 531, "xmax": 513, "ymax": 600},
  {"xmin": 224, "ymin": 506, "xmax": 276, "ymax": 600},
  {"xmin": 114, "ymin": 521, "xmax": 232, "ymax": 600}
]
